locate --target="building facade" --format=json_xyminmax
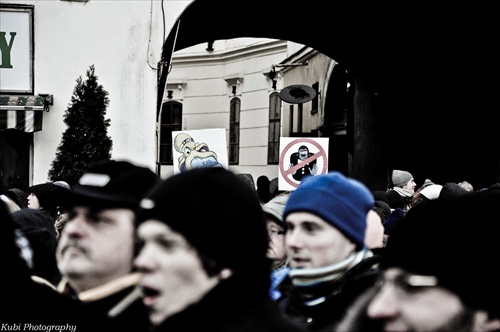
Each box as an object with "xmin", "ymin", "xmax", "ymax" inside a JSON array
[
  {"xmin": 159, "ymin": 38, "xmax": 343, "ymax": 186},
  {"xmin": 1, "ymin": 0, "xmax": 347, "ymax": 193},
  {"xmin": 0, "ymin": 0, "xmax": 191, "ymax": 192}
]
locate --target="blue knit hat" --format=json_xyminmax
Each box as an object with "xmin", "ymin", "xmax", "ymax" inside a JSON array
[{"xmin": 283, "ymin": 172, "xmax": 374, "ymax": 248}]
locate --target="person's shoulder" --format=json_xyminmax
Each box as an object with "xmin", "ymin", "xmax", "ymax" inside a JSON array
[
  {"xmin": 241, "ymin": 297, "xmax": 308, "ymax": 332},
  {"xmin": 372, "ymin": 190, "xmax": 389, "ymax": 204},
  {"xmin": 346, "ymin": 254, "xmax": 381, "ymax": 280},
  {"xmin": 339, "ymin": 253, "xmax": 381, "ymax": 300},
  {"xmin": 7, "ymin": 279, "xmax": 99, "ymax": 328},
  {"xmin": 386, "ymin": 190, "xmax": 405, "ymax": 208}
]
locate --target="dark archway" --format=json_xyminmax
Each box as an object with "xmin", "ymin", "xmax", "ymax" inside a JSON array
[{"xmin": 159, "ymin": 1, "xmax": 500, "ymax": 189}]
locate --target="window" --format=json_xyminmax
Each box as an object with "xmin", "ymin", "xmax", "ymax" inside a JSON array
[
  {"xmin": 159, "ymin": 101, "xmax": 182, "ymax": 165},
  {"xmin": 268, "ymin": 92, "xmax": 281, "ymax": 164},
  {"xmin": 311, "ymin": 82, "xmax": 319, "ymax": 114},
  {"xmin": 229, "ymin": 98, "xmax": 240, "ymax": 164}
]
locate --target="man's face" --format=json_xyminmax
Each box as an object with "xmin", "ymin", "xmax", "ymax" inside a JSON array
[
  {"xmin": 402, "ymin": 178, "xmax": 417, "ymax": 194},
  {"xmin": 285, "ymin": 212, "xmax": 356, "ymax": 269},
  {"xmin": 364, "ymin": 210, "xmax": 385, "ymax": 249},
  {"xmin": 367, "ymin": 267, "xmax": 482, "ymax": 331},
  {"xmin": 266, "ymin": 218, "xmax": 287, "ymax": 270},
  {"xmin": 27, "ymin": 193, "xmax": 40, "ymax": 209},
  {"xmin": 134, "ymin": 220, "xmax": 220, "ymax": 326},
  {"xmin": 56, "ymin": 206, "xmax": 136, "ymax": 292}
]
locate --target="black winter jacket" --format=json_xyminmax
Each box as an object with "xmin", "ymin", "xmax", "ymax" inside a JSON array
[
  {"xmin": 277, "ymin": 255, "xmax": 381, "ymax": 331},
  {"xmin": 151, "ymin": 272, "xmax": 306, "ymax": 332}
]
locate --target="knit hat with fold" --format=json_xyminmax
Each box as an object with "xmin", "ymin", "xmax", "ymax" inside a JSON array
[
  {"xmin": 283, "ymin": 172, "xmax": 374, "ymax": 248},
  {"xmin": 262, "ymin": 194, "xmax": 289, "ymax": 228},
  {"xmin": 136, "ymin": 167, "xmax": 269, "ymax": 275},
  {"xmin": 391, "ymin": 170, "xmax": 413, "ymax": 188}
]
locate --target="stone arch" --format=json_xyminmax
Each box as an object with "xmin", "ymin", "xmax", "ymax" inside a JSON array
[{"xmin": 159, "ymin": 1, "xmax": 500, "ymax": 189}]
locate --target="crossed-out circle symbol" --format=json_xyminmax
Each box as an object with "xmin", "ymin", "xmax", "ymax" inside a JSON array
[{"xmin": 279, "ymin": 138, "xmax": 328, "ymax": 188}]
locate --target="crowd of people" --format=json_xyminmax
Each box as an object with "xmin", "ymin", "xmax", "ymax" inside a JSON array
[{"xmin": 1, "ymin": 161, "xmax": 500, "ymax": 332}]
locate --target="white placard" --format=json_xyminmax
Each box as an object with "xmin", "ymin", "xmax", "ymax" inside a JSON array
[
  {"xmin": 278, "ymin": 137, "xmax": 329, "ymax": 191},
  {"xmin": 172, "ymin": 128, "xmax": 228, "ymax": 174},
  {"xmin": 0, "ymin": 8, "xmax": 33, "ymax": 93}
]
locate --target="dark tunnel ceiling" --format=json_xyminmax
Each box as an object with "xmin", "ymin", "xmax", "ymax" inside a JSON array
[{"xmin": 161, "ymin": 2, "xmax": 497, "ymax": 96}]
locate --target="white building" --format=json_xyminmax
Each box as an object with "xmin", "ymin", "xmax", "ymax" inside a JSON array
[
  {"xmin": 1, "ymin": 0, "xmax": 340, "ymax": 193},
  {"xmin": 0, "ymin": 0, "xmax": 191, "ymax": 191},
  {"xmin": 160, "ymin": 38, "xmax": 289, "ymax": 180},
  {"xmin": 161, "ymin": 39, "xmax": 342, "ymax": 186}
]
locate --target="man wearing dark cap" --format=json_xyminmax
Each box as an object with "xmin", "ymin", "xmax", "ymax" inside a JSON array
[
  {"xmin": 133, "ymin": 167, "xmax": 305, "ymax": 331},
  {"xmin": 55, "ymin": 159, "xmax": 160, "ymax": 330},
  {"xmin": 335, "ymin": 191, "xmax": 500, "ymax": 331},
  {"xmin": 0, "ymin": 196, "xmax": 100, "ymax": 330}
]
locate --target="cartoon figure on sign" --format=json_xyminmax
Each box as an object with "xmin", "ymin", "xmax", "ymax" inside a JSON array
[
  {"xmin": 289, "ymin": 145, "xmax": 318, "ymax": 181},
  {"xmin": 174, "ymin": 132, "xmax": 223, "ymax": 172}
]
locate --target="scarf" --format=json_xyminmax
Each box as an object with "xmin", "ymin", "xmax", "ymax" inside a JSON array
[
  {"xmin": 393, "ymin": 186, "xmax": 414, "ymax": 197},
  {"xmin": 288, "ymin": 248, "xmax": 372, "ymax": 306}
]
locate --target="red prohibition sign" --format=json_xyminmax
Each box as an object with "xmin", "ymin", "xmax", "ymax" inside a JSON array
[{"xmin": 279, "ymin": 138, "xmax": 328, "ymax": 188}]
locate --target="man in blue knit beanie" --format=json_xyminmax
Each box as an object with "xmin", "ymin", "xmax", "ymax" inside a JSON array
[{"xmin": 277, "ymin": 171, "xmax": 380, "ymax": 331}]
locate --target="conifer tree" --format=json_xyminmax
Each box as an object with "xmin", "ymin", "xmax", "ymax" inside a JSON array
[{"xmin": 48, "ymin": 65, "xmax": 112, "ymax": 186}]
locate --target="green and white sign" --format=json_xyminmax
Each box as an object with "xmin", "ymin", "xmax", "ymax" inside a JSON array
[{"xmin": 0, "ymin": 7, "xmax": 33, "ymax": 93}]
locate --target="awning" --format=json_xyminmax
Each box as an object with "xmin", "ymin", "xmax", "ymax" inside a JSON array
[{"xmin": 0, "ymin": 95, "xmax": 46, "ymax": 132}]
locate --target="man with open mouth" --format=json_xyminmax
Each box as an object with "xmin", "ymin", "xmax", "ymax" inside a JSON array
[{"xmin": 134, "ymin": 167, "xmax": 306, "ymax": 331}]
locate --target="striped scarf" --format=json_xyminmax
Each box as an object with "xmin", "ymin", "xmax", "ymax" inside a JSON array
[
  {"xmin": 288, "ymin": 248, "xmax": 372, "ymax": 306},
  {"xmin": 393, "ymin": 186, "xmax": 414, "ymax": 197}
]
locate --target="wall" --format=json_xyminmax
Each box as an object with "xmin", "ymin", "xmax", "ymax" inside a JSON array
[
  {"xmin": 280, "ymin": 48, "xmax": 333, "ymax": 135},
  {"xmin": 6, "ymin": 0, "xmax": 191, "ymax": 184}
]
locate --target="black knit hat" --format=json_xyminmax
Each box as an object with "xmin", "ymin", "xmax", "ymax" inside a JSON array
[
  {"xmin": 382, "ymin": 192, "xmax": 500, "ymax": 316},
  {"xmin": 373, "ymin": 200, "xmax": 391, "ymax": 221},
  {"xmin": 29, "ymin": 183, "xmax": 69, "ymax": 209},
  {"xmin": 4, "ymin": 188, "xmax": 28, "ymax": 209},
  {"xmin": 66, "ymin": 159, "xmax": 160, "ymax": 210},
  {"xmin": 12, "ymin": 209, "xmax": 61, "ymax": 284},
  {"xmin": 136, "ymin": 168, "xmax": 269, "ymax": 274},
  {"xmin": 438, "ymin": 182, "xmax": 470, "ymax": 200}
]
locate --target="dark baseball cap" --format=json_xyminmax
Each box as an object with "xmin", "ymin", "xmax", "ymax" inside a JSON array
[{"xmin": 65, "ymin": 159, "xmax": 160, "ymax": 210}]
